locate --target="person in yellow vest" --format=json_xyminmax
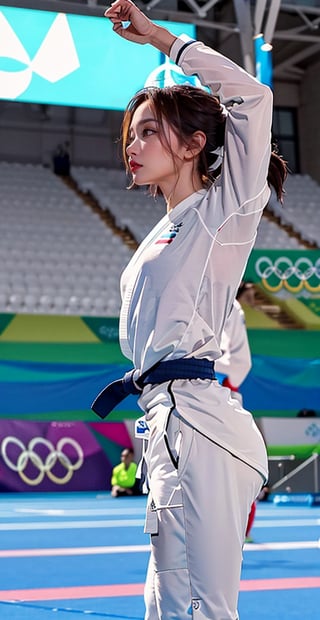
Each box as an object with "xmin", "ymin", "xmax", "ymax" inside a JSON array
[{"xmin": 111, "ymin": 448, "xmax": 140, "ymax": 497}]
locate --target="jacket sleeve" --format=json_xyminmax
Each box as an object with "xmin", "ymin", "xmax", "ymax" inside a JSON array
[
  {"xmin": 215, "ymin": 301, "xmax": 252, "ymax": 387},
  {"xmin": 170, "ymin": 37, "xmax": 272, "ymax": 217}
]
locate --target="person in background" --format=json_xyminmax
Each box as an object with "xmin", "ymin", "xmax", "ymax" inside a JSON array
[
  {"xmin": 52, "ymin": 141, "xmax": 70, "ymax": 176},
  {"xmin": 216, "ymin": 285, "xmax": 257, "ymax": 542},
  {"xmin": 111, "ymin": 447, "xmax": 140, "ymax": 497},
  {"xmin": 235, "ymin": 280, "xmax": 256, "ymax": 308},
  {"xmin": 93, "ymin": 1, "xmax": 287, "ymax": 617},
  {"xmin": 215, "ymin": 285, "xmax": 252, "ymax": 403}
]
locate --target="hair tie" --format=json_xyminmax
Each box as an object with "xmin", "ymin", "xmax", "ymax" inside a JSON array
[{"xmin": 208, "ymin": 146, "xmax": 224, "ymax": 172}]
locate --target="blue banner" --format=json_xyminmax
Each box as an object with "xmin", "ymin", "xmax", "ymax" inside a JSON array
[
  {"xmin": 242, "ymin": 354, "xmax": 320, "ymax": 411},
  {"xmin": 0, "ymin": 356, "xmax": 319, "ymax": 416}
]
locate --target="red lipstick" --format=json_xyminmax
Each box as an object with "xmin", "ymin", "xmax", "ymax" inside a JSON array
[{"xmin": 129, "ymin": 161, "xmax": 142, "ymax": 173}]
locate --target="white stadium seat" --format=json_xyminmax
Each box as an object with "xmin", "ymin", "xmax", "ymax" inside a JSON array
[
  {"xmin": 0, "ymin": 163, "xmax": 134, "ymax": 316},
  {"xmin": 0, "ymin": 163, "xmax": 317, "ymax": 316}
]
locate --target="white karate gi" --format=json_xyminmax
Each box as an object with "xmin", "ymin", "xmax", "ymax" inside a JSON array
[
  {"xmin": 216, "ymin": 299, "xmax": 252, "ymax": 397},
  {"xmin": 119, "ymin": 36, "xmax": 271, "ymax": 619}
]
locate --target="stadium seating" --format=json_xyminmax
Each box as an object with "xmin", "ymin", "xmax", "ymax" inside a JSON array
[
  {"xmin": 71, "ymin": 166, "xmax": 166, "ymax": 242},
  {"xmin": 254, "ymin": 217, "xmax": 305, "ymax": 249},
  {"xmin": 0, "ymin": 163, "xmax": 316, "ymax": 317},
  {"xmin": 0, "ymin": 162, "xmax": 134, "ymax": 316},
  {"xmin": 71, "ymin": 165, "xmax": 305, "ymax": 249},
  {"xmin": 267, "ymin": 174, "xmax": 320, "ymax": 247}
]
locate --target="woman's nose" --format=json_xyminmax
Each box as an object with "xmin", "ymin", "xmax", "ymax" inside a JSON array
[{"xmin": 126, "ymin": 138, "xmax": 138, "ymax": 156}]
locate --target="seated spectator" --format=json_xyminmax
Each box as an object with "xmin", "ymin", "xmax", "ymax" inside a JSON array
[{"xmin": 111, "ymin": 448, "xmax": 141, "ymax": 497}]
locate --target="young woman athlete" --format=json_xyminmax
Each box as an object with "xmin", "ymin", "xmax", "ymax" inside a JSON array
[{"xmin": 94, "ymin": 1, "xmax": 287, "ymax": 617}]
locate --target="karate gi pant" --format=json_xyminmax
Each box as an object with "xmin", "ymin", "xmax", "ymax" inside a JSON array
[{"xmin": 140, "ymin": 382, "xmax": 265, "ymax": 620}]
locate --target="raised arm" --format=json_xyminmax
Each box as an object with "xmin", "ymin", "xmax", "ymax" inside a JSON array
[
  {"xmin": 169, "ymin": 38, "xmax": 273, "ymax": 212},
  {"xmin": 104, "ymin": 0, "xmax": 176, "ymax": 54},
  {"xmin": 105, "ymin": 0, "xmax": 273, "ymax": 213}
]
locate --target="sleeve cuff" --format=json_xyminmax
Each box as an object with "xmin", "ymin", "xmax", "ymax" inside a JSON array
[{"xmin": 170, "ymin": 35, "xmax": 197, "ymax": 65}]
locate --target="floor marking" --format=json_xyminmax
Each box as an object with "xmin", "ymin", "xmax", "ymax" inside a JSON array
[
  {"xmin": 239, "ymin": 577, "xmax": 320, "ymax": 592},
  {"xmin": 0, "ymin": 584, "xmax": 144, "ymax": 601},
  {"xmin": 1, "ymin": 517, "xmax": 319, "ymax": 531},
  {"xmin": 0, "ymin": 540, "xmax": 319, "ymax": 558},
  {"xmin": 11, "ymin": 507, "xmax": 145, "ymax": 517},
  {"xmin": 256, "ymin": 509, "xmax": 320, "ymax": 517},
  {"xmin": 252, "ymin": 519, "xmax": 320, "ymax": 527},
  {"xmin": 0, "ymin": 519, "xmax": 145, "ymax": 531},
  {"xmin": 1, "ymin": 577, "xmax": 320, "ymax": 602},
  {"xmin": 0, "ymin": 505, "xmax": 317, "ymax": 520},
  {"xmin": 0, "ymin": 545, "xmax": 150, "ymax": 558},
  {"xmin": 244, "ymin": 540, "xmax": 320, "ymax": 551}
]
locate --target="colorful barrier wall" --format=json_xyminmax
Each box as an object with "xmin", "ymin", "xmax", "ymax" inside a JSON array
[
  {"xmin": 0, "ymin": 419, "xmax": 135, "ymax": 493},
  {"xmin": 258, "ymin": 417, "xmax": 320, "ymax": 459},
  {"xmin": 245, "ymin": 249, "xmax": 320, "ymax": 329},
  {"xmin": 0, "ymin": 311, "xmax": 319, "ymax": 421},
  {"xmin": 0, "ymin": 248, "xmax": 319, "ymax": 490},
  {"xmin": 0, "ymin": 315, "xmax": 139, "ymax": 492}
]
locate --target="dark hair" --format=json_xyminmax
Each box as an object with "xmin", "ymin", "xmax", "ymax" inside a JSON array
[
  {"xmin": 268, "ymin": 147, "xmax": 287, "ymax": 203},
  {"xmin": 237, "ymin": 280, "xmax": 254, "ymax": 299},
  {"xmin": 122, "ymin": 447, "xmax": 134, "ymax": 455},
  {"xmin": 121, "ymin": 84, "xmax": 287, "ymax": 201}
]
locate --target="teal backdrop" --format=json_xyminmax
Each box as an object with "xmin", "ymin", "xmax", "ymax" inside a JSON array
[
  {"xmin": 0, "ymin": 4, "xmax": 196, "ymax": 109},
  {"xmin": 0, "ymin": 313, "xmax": 319, "ymax": 421}
]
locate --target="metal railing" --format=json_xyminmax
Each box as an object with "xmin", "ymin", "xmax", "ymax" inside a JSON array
[{"xmin": 270, "ymin": 453, "xmax": 319, "ymax": 493}]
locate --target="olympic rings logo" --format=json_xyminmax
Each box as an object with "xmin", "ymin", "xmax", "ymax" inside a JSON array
[
  {"xmin": 255, "ymin": 256, "xmax": 320, "ymax": 293},
  {"xmin": 1, "ymin": 436, "xmax": 84, "ymax": 486}
]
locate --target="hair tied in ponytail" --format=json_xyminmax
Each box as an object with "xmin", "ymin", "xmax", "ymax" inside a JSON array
[{"xmin": 208, "ymin": 146, "xmax": 224, "ymax": 171}]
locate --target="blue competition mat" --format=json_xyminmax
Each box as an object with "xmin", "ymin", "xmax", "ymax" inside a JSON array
[{"xmin": 0, "ymin": 492, "xmax": 319, "ymax": 620}]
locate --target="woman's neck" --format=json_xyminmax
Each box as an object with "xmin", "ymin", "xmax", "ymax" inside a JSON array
[{"xmin": 162, "ymin": 175, "xmax": 205, "ymax": 212}]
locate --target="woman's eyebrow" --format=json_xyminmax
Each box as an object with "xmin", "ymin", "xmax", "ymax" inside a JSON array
[
  {"xmin": 129, "ymin": 118, "xmax": 158, "ymax": 137},
  {"xmin": 139, "ymin": 117, "xmax": 157, "ymax": 124},
  {"xmin": 131, "ymin": 118, "xmax": 158, "ymax": 131}
]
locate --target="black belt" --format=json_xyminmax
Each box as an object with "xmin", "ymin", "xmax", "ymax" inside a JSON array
[{"xmin": 91, "ymin": 357, "xmax": 215, "ymax": 419}]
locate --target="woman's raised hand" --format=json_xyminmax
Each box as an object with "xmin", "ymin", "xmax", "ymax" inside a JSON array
[{"xmin": 104, "ymin": 0, "xmax": 156, "ymax": 44}]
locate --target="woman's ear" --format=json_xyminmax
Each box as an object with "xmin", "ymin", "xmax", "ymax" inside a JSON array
[{"xmin": 185, "ymin": 130, "xmax": 207, "ymax": 161}]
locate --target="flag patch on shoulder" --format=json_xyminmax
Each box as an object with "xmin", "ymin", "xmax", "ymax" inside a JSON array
[{"xmin": 156, "ymin": 222, "xmax": 183, "ymax": 244}]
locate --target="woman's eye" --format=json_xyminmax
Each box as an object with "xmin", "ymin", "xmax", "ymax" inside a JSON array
[{"xmin": 143, "ymin": 128, "xmax": 156, "ymax": 137}]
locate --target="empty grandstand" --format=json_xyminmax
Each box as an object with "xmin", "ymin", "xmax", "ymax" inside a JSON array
[
  {"xmin": 268, "ymin": 174, "xmax": 320, "ymax": 248},
  {"xmin": 0, "ymin": 162, "xmax": 134, "ymax": 316},
  {"xmin": 0, "ymin": 160, "xmax": 318, "ymax": 319}
]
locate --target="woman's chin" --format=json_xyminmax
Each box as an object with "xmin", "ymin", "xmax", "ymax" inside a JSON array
[{"xmin": 133, "ymin": 176, "xmax": 152, "ymax": 187}]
